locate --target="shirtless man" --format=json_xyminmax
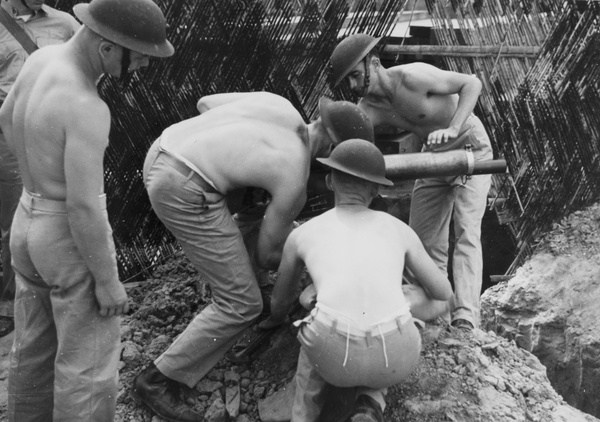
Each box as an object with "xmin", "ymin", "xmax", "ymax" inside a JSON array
[
  {"xmin": 330, "ymin": 34, "xmax": 494, "ymax": 331},
  {"xmin": 130, "ymin": 93, "xmax": 374, "ymax": 422},
  {"xmin": 0, "ymin": 0, "xmax": 80, "ymax": 338},
  {"xmin": 260, "ymin": 139, "xmax": 453, "ymax": 422},
  {"xmin": 0, "ymin": 0, "xmax": 173, "ymax": 419}
]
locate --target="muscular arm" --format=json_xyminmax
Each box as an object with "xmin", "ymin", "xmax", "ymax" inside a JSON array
[
  {"xmin": 255, "ymin": 179, "xmax": 306, "ymax": 270},
  {"xmin": 264, "ymin": 230, "xmax": 305, "ymax": 325},
  {"xmin": 404, "ymin": 63, "xmax": 482, "ymax": 145},
  {"xmin": 404, "ymin": 227, "xmax": 453, "ymax": 301},
  {"xmin": 64, "ymin": 98, "xmax": 128, "ymax": 317}
]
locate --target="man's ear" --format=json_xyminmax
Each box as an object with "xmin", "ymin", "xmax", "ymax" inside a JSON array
[
  {"xmin": 371, "ymin": 56, "xmax": 381, "ymax": 68},
  {"xmin": 99, "ymin": 40, "xmax": 116, "ymax": 58},
  {"xmin": 325, "ymin": 173, "xmax": 333, "ymax": 191}
]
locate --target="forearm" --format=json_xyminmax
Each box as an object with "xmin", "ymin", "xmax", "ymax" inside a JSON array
[
  {"xmin": 68, "ymin": 206, "xmax": 119, "ymax": 286},
  {"xmin": 269, "ymin": 293, "xmax": 295, "ymax": 322},
  {"xmin": 256, "ymin": 222, "xmax": 295, "ymax": 270},
  {"xmin": 448, "ymin": 77, "xmax": 481, "ymax": 132}
]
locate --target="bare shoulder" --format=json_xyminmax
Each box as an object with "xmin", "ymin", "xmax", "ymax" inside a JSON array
[
  {"xmin": 374, "ymin": 210, "xmax": 413, "ymax": 235},
  {"xmin": 293, "ymin": 210, "xmax": 333, "ymax": 241},
  {"xmin": 391, "ymin": 62, "xmax": 441, "ymax": 88}
]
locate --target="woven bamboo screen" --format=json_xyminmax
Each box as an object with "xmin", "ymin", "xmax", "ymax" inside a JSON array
[
  {"xmin": 423, "ymin": 0, "xmax": 600, "ymax": 272},
  {"xmin": 51, "ymin": 0, "xmax": 406, "ymax": 280}
]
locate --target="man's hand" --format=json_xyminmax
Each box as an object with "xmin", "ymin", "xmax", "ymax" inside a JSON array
[
  {"xmin": 426, "ymin": 127, "xmax": 459, "ymax": 146},
  {"xmin": 258, "ymin": 315, "xmax": 289, "ymax": 331},
  {"xmin": 95, "ymin": 281, "xmax": 130, "ymax": 317},
  {"xmin": 299, "ymin": 283, "xmax": 317, "ymax": 310}
]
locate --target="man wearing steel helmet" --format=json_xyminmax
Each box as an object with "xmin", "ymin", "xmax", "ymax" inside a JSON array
[
  {"xmin": 130, "ymin": 93, "xmax": 374, "ymax": 421},
  {"xmin": 260, "ymin": 139, "xmax": 453, "ymax": 422},
  {"xmin": 330, "ymin": 34, "xmax": 494, "ymax": 332},
  {"xmin": 0, "ymin": 0, "xmax": 173, "ymax": 419},
  {"xmin": 0, "ymin": 0, "xmax": 80, "ymax": 338}
]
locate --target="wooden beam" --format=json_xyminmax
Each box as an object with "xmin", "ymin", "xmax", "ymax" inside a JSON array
[{"xmin": 382, "ymin": 44, "xmax": 540, "ymax": 58}]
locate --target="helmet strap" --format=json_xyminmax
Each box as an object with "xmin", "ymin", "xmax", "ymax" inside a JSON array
[
  {"xmin": 361, "ymin": 55, "xmax": 371, "ymax": 97},
  {"xmin": 19, "ymin": 0, "xmax": 31, "ymax": 12},
  {"xmin": 120, "ymin": 48, "xmax": 131, "ymax": 82}
]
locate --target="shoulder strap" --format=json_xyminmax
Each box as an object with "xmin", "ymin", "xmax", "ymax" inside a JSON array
[{"xmin": 0, "ymin": 6, "xmax": 38, "ymax": 55}]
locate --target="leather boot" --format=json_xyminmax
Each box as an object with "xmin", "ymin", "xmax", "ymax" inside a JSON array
[
  {"xmin": 130, "ymin": 363, "xmax": 203, "ymax": 422},
  {"xmin": 348, "ymin": 394, "xmax": 384, "ymax": 422}
]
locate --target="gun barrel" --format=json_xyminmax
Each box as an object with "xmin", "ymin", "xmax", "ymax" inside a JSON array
[{"xmin": 384, "ymin": 150, "xmax": 507, "ymax": 180}]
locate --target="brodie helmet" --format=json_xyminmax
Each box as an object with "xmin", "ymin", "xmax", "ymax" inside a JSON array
[
  {"xmin": 317, "ymin": 138, "xmax": 393, "ymax": 186},
  {"xmin": 329, "ymin": 34, "xmax": 381, "ymax": 88},
  {"xmin": 73, "ymin": 0, "xmax": 174, "ymax": 57},
  {"xmin": 319, "ymin": 97, "xmax": 374, "ymax": 145}
]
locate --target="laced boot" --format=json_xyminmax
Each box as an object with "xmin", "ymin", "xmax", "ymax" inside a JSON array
[
  {"xmin": 348, "ymin": 394, "xmax": 384, "ymax": 422},
  {"xmin": 130, "ymin": 363, "xmax": 202, "ymax": 422}
]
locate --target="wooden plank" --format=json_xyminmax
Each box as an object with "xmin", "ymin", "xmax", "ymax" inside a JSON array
[{"xmin": 382, "ymin": 44, "xmax": 540, "ymax": 58}]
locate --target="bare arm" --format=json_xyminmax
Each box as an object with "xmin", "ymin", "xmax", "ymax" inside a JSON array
[
  {"xmin": 0, "ymin": 90, "xmax": 16, "ymax": 146},
  {"xmin": 255, "ymin": 180, "xmax": 306, "ymax": 270},
  {"xmin": 404, "ymin": 63, "xmax": 482, "ymax": 145},
  {"xmin": 260, "ymin": 230, "xmax": 305, "ymax": 328},
  {"xmin": 404, "ymin": 227, "xmax": 453, "ymax": 301},
  {"xmin": 64, "ymin": 98, "xmax": 128, "ymax": 317}
]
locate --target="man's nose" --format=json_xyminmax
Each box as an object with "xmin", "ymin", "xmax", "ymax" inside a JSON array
[{"xmin": 349, "ymin": 78, "xmax": 357, "ymax": 89}]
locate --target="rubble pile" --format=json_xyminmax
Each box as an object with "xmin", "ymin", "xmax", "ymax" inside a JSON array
[
  {"xmin": 481, "ymin": 202, "xmax": 600, "ymax": 418},
  {"xmin": 114, "ymin": 249, "xmax": 598, "ymax": 422}
]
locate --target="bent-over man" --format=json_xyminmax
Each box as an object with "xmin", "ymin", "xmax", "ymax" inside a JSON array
[
  {"xmin": 330, "ymin": 34, "xmax": 494, "ymax": 331},
  {"xmin": 260, "ymin": 139, "xmax": 453, "ymax": 422},
  {"xmin": 130, "ymin": 92, "xmax": 375, "ymax": 422},
  {"xmin": 0, "ymin": 0, "xmax": 174, "ymax": 419}
]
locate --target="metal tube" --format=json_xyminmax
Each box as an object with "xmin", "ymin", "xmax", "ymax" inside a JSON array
[{"xmin": 384, "ymin": 150, "xmax": 507, "ymax": 180}]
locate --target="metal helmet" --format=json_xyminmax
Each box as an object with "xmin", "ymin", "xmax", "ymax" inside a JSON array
[
  {"xmin": 329, "ymin": 34, "xmax": 381, "ymax": 88},
  {"xmin": 317, "ymin": 139, "xmax": 393, "ymax": 186},
  {"xmin": 73, "ymin": 0, "xmax": 175, "ymax": 57},
  {"xmin": 319, "ymin": 97, "xmax": 374, "ymax": 145}
]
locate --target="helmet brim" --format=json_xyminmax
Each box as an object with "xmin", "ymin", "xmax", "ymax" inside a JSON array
[
  {"xmin": 74, "ymin": 3, "xmax": 175, "ymax": 58},
  {"xmin": 316, "ymin": 156, "xmax": 394, "ymax": 186}
]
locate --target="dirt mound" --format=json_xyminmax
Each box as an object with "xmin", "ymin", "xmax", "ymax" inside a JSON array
[{"xmin": 115, "ymin": 251, "xmax": 596, "ymax": 421}]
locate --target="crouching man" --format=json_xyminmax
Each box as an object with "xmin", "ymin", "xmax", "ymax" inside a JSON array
[{"xmin": 260, "ymin": 139, "xmax": 453, "ymax": 421}]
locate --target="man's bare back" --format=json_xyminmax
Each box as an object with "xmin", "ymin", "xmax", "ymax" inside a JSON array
[
  {"xmin": 293, "ymin": 207, "xmax": 409, "ymax": 325},
  {"xmin": 162, "ymin": 92, "xmax": 311, "ymax": 196},
  {"xmin": 291, "ymin": 205, "xmax": 449, "ymax": 326}
]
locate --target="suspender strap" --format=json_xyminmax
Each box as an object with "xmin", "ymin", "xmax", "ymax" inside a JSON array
[{"xmin": 0, "ymin": 7, "xmax": 38, "ymax": 55}]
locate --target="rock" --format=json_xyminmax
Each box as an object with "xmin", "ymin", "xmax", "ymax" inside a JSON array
[
  {"xmin": 121, "ymin": 341, "xmax": 141, "ymax": 368},
  {"xmin": 204, "ymin": 397, "xmax": 228, "ymax": 422},
  {"xmin": 197, "ymin": 379, "xmax": 223, "ymax": 394},
  {"xmin": 225, "ymin": 372, "xmax": 241, "ymax": 418},
  {"xmin": 481, "ymin": 252, "xmax": 600, "ymax": 418},
  {"xmin": 120, "ymin": 323, "xmax": 132, "ymax": 341},
  {"xmin": 258, "ymin": 381, "xmax": 295, "ymax": 422},
  {"xmin": 145, "ymin": 334, "xmax": 171, "ymax": 357}
]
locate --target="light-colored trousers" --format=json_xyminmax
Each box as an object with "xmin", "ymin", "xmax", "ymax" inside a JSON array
[
  {"xmin": 8, "ymin": 190, "xmax": 120, "ymax": 421},
  {"xmin": 409, "ymin": 115, "xmax": 493, "ymax": 327},
  {"xmin": 291, "ymin": 306, "xmax": 421, "ymax": 422},
  {"xmin": 144, "ymin": 139, "xmax": 263, "ymax": 387}
]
